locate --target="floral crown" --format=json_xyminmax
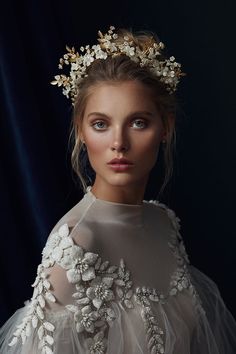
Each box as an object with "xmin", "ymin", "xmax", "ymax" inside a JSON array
[{"xmin": 51, "ymin": 26, "xmax": 185, "ymax": 105}]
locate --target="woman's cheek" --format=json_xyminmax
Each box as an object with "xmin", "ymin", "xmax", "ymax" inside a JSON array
[{"xmin": 86, "ymin": 135, "xmax": 107, "ymax": 154}]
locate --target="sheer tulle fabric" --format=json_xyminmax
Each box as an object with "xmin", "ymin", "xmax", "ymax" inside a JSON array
[{"xmin": 0, "ymin": 189, "xmax": 235, "ymax": 353}]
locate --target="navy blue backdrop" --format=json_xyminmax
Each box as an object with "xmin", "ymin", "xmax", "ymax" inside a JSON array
[{"xmin": 1, "ymin": 0, "xmax": 236, "ymax": 325}]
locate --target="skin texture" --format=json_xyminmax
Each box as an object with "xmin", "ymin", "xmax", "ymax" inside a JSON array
[{"xmin": 81, "ymin": 80, "xmax": 171, "ymax": 205}]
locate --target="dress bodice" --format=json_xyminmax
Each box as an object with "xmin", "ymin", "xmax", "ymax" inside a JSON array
[{"xmin": 2, "ymin": 187, "xmax": 236, "ymax": 354}]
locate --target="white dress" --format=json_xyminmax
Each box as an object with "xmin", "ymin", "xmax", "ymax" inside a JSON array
[{"xmin": 0, "ymin": 186, "xmax": 236, "ymax": 353}]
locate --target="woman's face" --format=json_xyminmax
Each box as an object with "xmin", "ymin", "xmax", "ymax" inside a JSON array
[{"xmin": 81, "ymin": 80, "xmax": 166, "ymax": 191}]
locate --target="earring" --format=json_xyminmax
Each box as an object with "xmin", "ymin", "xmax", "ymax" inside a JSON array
[{"xmin": 81, "ymin": 141, "xmax": 87, "ymax": 152}]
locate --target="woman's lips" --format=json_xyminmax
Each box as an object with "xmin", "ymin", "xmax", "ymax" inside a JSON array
[
  {"xmin": 108, "ymin": 158, "xmax": 133, "ymax": 164},
  {"xmin": 108, "ymin": 163, "xmax": 134, "ymax": 171},
  {"xmin": 107, "ymin": 158, "xmax": 134, "ymax": 171}
]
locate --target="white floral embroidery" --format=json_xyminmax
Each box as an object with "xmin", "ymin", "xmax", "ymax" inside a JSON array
[
  {"xmin": 169, "ymin": 266, "xmax": 190, "ymax": 296},
  {"xmin": 9, "ymin": 198, "xmax": 206, "ymax": 354},
  {"xmin": 141, "ymin": 306, "xmax": 165, "ymax": 354},
  {"xmin": 115, "ymin": 259, "xmax": 134, "ymax": 309},
  {"xmin": 8, "ymin": 262, "xmax": 56, "ymax": 353},
  {"xmin": 86, "ymin": 331, "xmax": 107, "ymax": 354},
  {"xmin": 152, "ymin": 200, "xmax": 206, "ymax": 319},
  {"xmin": 87, "ymin": 276, "xmax": 114, "ymax": 309},
  {"xmin": 134, "ymin": 287, "xmax": 165, "ymax": 354}
]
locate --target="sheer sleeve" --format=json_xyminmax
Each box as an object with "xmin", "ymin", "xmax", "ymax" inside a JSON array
[
  {"xmin": 188, "ymin": 265, "xmax": 236, "ymax": 353},
  {"xmin": 0, "ymin": 223, "xmax": 98, "ymax": 354}
]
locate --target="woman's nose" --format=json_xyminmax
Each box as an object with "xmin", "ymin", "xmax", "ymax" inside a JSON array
[{"xmin": 110, "ymin": 128, "xmax": 130, "ymax": 152}]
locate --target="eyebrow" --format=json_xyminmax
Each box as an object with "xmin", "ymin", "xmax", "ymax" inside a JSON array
[{"xmin": 87, "ymin": 111, "xmax": 155, "ymax": 119}]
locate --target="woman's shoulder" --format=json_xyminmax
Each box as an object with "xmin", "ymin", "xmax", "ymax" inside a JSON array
[
  {"xmin": 47, "ymin": 195, "xmax": 95, "ymax": 248},
  {"xmin": 144, "ymin": 198, "xmax": 182, "ymax": 233}
]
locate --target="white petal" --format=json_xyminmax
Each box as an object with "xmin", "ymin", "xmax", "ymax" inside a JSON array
[
  {"xmin": 52, "ymin": 246, "xmax": 63, "ymax": 261},
  {"xmin": 38, "ymin": 282, "xmax": 43, "ymax": 294},
  {"xmin": 32, "ymin": 315, "xmax": 38, "ymax": 328},
  {"xmin": 99, "ymin": 261, "xmax": 109, "ymax": 271},
  {"xmin": 45, "ymin": 292, "xmax": 56, "ymax": 303},
  {"xmin": 43, "ymin": 279, "xmax": 51, "ymax": 290},
  {"xmin": 46, "ymin": 334, "xmax": 54, "ymax": 345},
  {"xmin": 58, "ymin": 223, "xmax": 69, "ymax": 237},
  {"xmin": 42, "ymin": 259, "xmax": 52, "ymax": 268},
  {"xmin": 32, "ymin": 287, "xmax": 39, "ymax": 299},
  {"xmin": 93, "ymin": 298, "xmax": 103, "ymax": 309},
  {"xmin": 36, "ymin": 306, "xmax": 44, "ymax": 320},
  {"xmin": 38, "ymin": 295, "xmax": 46, "ymax": 308},
  {"xmin": 83, "ymin": 252, "xmax": 98, "ymax": 265},
  {"xmin": 59, "ymin": 254, "xmax": 73, "ymax": 269},
  {"xmin": 66, "ymin": 269, "xmax": 81, "ymax": 284},
  {"xmin": 81, "ymin": 305, "xmax": 92, "ymax": 315},
  {"xmin": 60, "ymin": 237, "xmax": 73, "ymax": 249},
  {"xmin": 31, "ymin": 276, "xmax": 40, "ymax": 287},
  {"xmin": 37, "ymin": 325, "xmax": 44, "ymax": 340},
  {"xmin": 102, "ymin": 277, "xmax": 113, "ymax": 288},
  {"xmin": 13, "ymin": 328, "xmax": 22, "ymax": 337},
  {"xmin": 107, "ymin": 265, "xmax": 118, "ymax": 273},
  {"xmin": 71, "ymin": 245, "xmax": 84, "ymax": 259},
  {"xmin": 77, "ymin": 297, "xmax": 90, "ymax": 305},
  {"xmin": 82, "ymin": 268, "xmax": 95, "ymax": 281},
  {"xmin": 8, "ymin": 337, "xmax": 18, "ymax": 346},
  {"xmin": 115, "ymin": 279, "xmax": 125, "ymax": 286}
]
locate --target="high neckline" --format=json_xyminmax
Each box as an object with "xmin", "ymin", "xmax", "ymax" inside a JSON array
[
  {"xmin": 84, "ymin": 186, "xmax": 145, "ymax": 226},
  {"xmin": 86, "ymin": 186, "xmax": 144, "ymax": 207}
]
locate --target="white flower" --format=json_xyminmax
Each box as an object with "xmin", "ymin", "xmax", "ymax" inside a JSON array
[
  {"xmin": 91, "ymin": 45, "xmax": 108, "ymax": 59},
  {"xmin": 42, "ymin": 233, "xmax": 61, "ymax": 259},
  {"xmin": 119, "ymin": 42, "xmax": 135, "ymax": 57},
  {"xmin": 74, "ymin": 305, "xmax": 98, "ymax": 333},
  {"xmin": 86, "ymin": 277, "xmax": 114, "ymax": 309},
  {"xmin": 83, "ymin": 53, "xmax": 95, "ymax": 66},
  {"xmin": 86, "ymin": 331, "xmax": 107, "ymax": 354},
  {"xmin": 66, "ymin": 248, "xmax": 98, "ymax": 284},
  {"xmin": 98, "ymin": 307, "xmax": 116, "ymax": 322}
]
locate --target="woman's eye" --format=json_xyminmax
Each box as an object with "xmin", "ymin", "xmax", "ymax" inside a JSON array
[
  {"xmin": 92, "ymin": 121, "xmax": 107, "ymax": 130},
  {"xmin": 132, "ymin": 119, "xmax": 148, "ymax": 129}
]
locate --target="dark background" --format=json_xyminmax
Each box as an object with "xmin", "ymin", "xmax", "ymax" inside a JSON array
[{"xmin": 1, "ymin": 0, "xmax": 235, "ymax": 325}]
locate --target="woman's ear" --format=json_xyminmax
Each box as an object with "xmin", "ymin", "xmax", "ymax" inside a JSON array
[{"xmin": 80, "ymin": 132, "xmax": 85, "ymax": 144}]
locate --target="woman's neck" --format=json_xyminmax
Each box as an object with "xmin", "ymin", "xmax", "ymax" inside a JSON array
[{"xmin": 90, "ymin": 179, "xmax": 148, "ymax": 205}]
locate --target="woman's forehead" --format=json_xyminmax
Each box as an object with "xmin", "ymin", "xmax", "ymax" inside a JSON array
[{"xmin": 84, "ymin": 81, "xmax": 158, "ymax": 112}]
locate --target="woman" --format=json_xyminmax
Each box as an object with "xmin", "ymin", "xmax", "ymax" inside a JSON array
[{"xmin": 0, "ymin": 26, "xmax": 235, "ymax": 353}]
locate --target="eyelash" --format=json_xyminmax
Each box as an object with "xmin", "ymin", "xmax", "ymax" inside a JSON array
[{"xmin": 91, "ymin": 119, "xmax": 148, "ymax": 131}]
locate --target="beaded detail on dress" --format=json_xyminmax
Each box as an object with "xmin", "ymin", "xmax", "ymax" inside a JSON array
[{"xmin": 8, "ymin": 193, "xmax": 205, "ymax": 354}]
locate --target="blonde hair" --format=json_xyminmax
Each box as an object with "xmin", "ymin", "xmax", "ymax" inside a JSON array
[{"xmin": 68, "ymin": 28, "xmax": 178, "ymax": 197}]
